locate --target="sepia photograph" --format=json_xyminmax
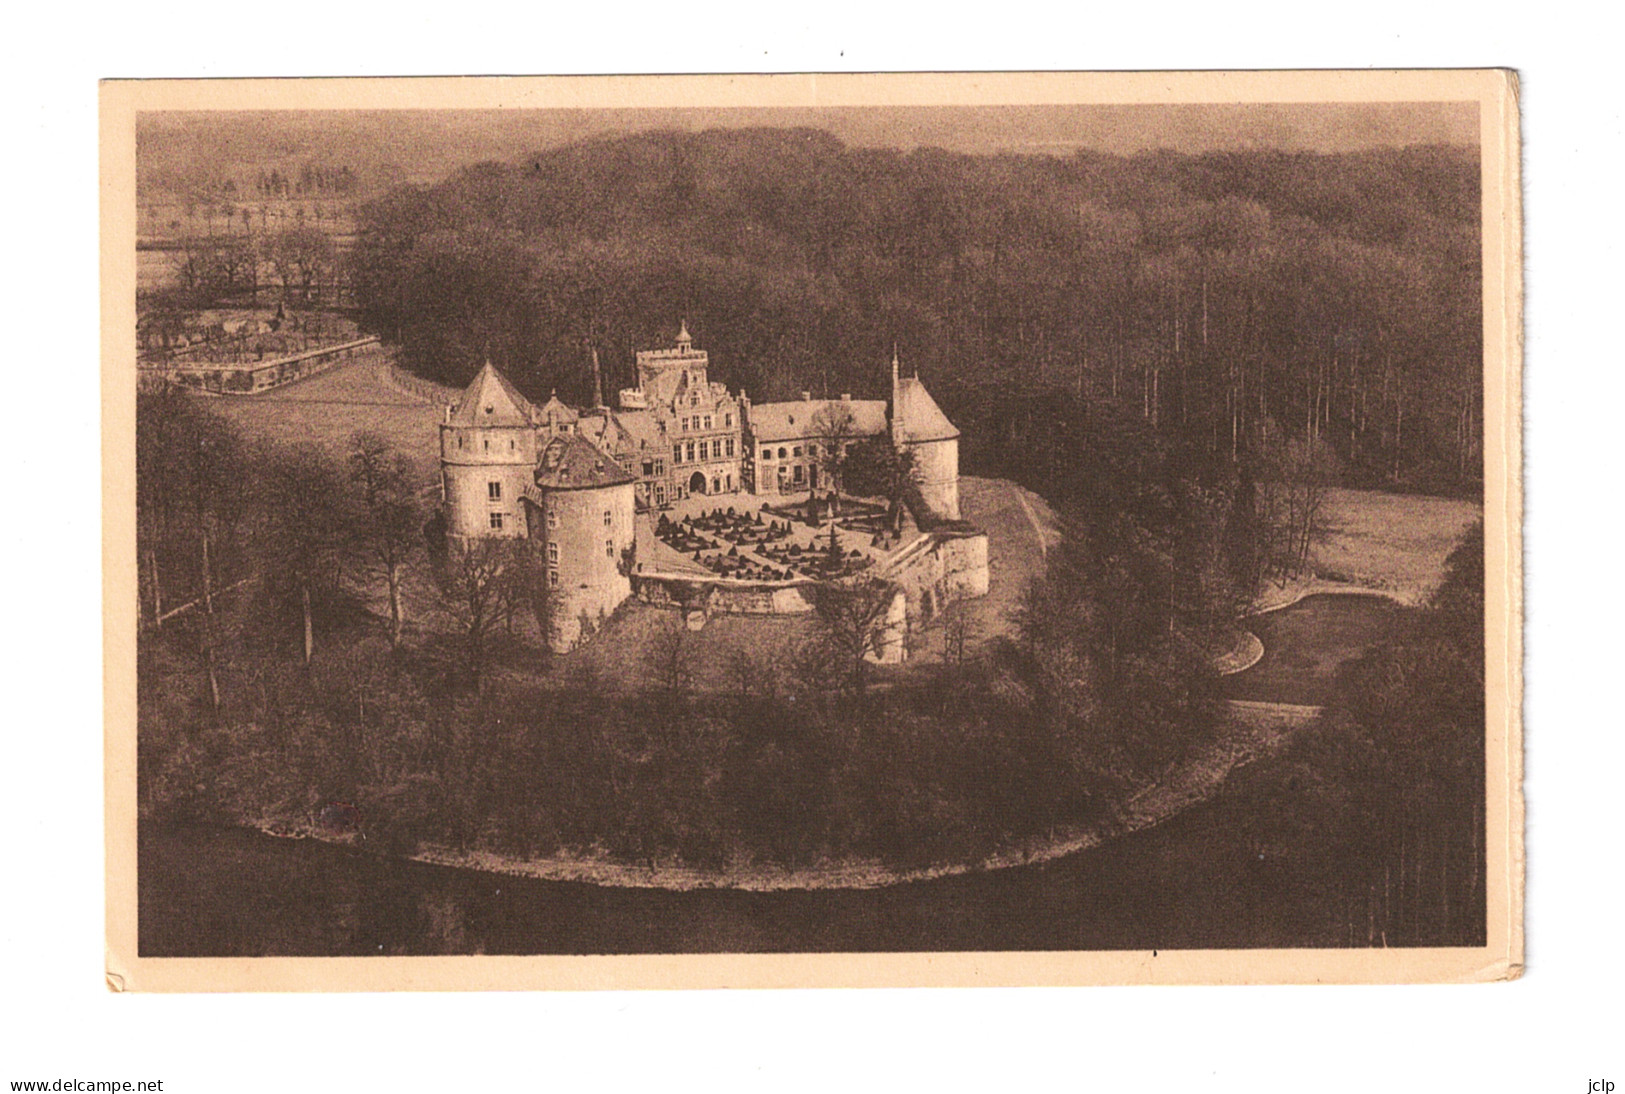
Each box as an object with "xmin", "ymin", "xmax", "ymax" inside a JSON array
[{"xmin": 101, "ymin": 71, "xmax": 1521, "ymax": 989}]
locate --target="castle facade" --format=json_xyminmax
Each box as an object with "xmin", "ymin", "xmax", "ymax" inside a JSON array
[{"xmin": 439, "ymin": 325, "xmax": 967, "ymax": 652}]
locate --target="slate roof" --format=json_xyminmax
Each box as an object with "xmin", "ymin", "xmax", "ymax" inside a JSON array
[
  {"xmin": 892, "ymin": 376, "xmax": 959, "ymax": 443},
  {"xmin": 536, "ymin": 392, "xmax": 579, "ymax": 426},
  {"xmin": 747, "ymin": 398, "xmax": 888, "ymax": 443},
  {"xmin": 448, "ymin": 362, "xmax": 537, "ymax": 428},
  {"xmin": 532, "ymin": 434, "xmax": 636, "ymax": 491}
]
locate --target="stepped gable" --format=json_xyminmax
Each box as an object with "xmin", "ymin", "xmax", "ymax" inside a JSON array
[
  {"xmin": 892, "ymin": 375, "xmax": 959, "ymax": 443},
  {"xmin": 532, "ymin": 433, "xmax": 637, "ymax": 491},
  {"xmin": 448, "ymin": 361, "xmax": 537, "ymax": 428}
]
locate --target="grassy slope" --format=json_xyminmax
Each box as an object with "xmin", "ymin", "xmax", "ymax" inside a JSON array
[
  {"xmin": 205, "ymin": 350, "xmax": 445, "ymax": 486},
  {"xmin": 1309, "ymin": 487, "xmax": 1482, "ymax": 601}
]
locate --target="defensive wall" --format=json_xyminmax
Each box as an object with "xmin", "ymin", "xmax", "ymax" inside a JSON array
[
  {"xmin": 629, "ymin": 523, "xmax": 990, "ymax": 663},
  {"xmin": 136, "ymin": 336, "xmax": 380, "ymax": 395}
]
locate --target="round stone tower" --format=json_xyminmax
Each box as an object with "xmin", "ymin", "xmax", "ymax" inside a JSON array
[
  {"xmin": 890, "ymin": 351, "xmax": 962, "ymax": 523},
  {"xmin": 524, "ymin": 433, "xmax": 638, "ymax": 652},
  {"xmin": 440, "ymin": 362, "xmax": 540, "ymax": 547}
]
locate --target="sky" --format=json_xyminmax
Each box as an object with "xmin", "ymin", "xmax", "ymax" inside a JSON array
[{"xmin": 137, "ymin": 100, "xmax": 1478, "ymax": 193}]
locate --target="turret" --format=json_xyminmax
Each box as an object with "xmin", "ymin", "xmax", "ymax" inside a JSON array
[
  {"xmin": 889, "ymin": 350, "xmax": 962, "ymax": 523},
  {"xmin": 522, "ymin": 434, "xmax": 637, "ymax": 652},
  {"xmin": 440, "ymin": 361, "xmax": 540, "ymax": 546}
]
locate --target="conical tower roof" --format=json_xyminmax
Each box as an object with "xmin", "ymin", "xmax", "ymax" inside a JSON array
[
  {"xmin": 447, "ymin": 361, "xmax": 536, "ymax": 428},
  {"xmin": 893, "ymin": 371, "xmax": 959, "ymax": 443}
]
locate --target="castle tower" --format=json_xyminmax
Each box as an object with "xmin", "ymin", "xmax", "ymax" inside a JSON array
[
  {"xmin": 440, "ymin": 361, "xmax": 540, "ymax": 546},
  {"xmin": 522, "ymin": 434, "xmax": 637, "ymax": 652},
  {"xmin": 634, "ymin": 319, "xmax": 710, "ymax": 406},
  {"xmin": 890, "ymin": 349, "xmax": 962, "ymax": 523}
]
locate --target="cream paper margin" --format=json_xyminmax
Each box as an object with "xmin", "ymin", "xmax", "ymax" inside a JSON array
[{"xmin": 101, "ymin": 69, "xmax": 1522, "ymax": 991}]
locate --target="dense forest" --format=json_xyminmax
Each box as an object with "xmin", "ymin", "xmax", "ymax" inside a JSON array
[{"xmin": 353, "ymin": 127, "xmax": 1482, "ymax": 495}]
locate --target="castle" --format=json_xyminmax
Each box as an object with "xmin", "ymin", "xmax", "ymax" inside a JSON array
[{"xmin": 440, "ymin": 324, "xmax": 978, "ymax": 652}]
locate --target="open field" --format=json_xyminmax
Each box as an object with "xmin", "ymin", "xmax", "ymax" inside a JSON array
[
  {"xmin": 1223, "ymin": 594, "xmax": 1414, "ymax": 707},
  {"xmin": 203, "ymin": 352, "xmax": 445, "ymax": 486},
  {"xmin": 1308, "ymin": 487, "xmax": 1481, "ymax": 602}
]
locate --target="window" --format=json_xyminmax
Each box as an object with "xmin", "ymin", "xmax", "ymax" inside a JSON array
[
  {"xmin": 655, "ymin": 459, "xmax": 664, "ymax": 475},
  {"xmin": 548, "ymin": 569, "xmax": 559, "ymax": 587},
  {"xmin": 489, "ymin": 512, "xmax": 505, "ymax": 530},
  {"xmin": 726, "ymin": 474, "xmax": 733, "ymax": 492},
  {"xmin": 778, "ymin": 447, "xmax": 788, "ymax": 460},
  {"xmin": 606, "ymin": 540, "xmax": 615, "ymax": 557},
  {"xmin": 673, "ymin": 444, "xmax": 683, "ymax": 464},
  {"xmin": 793, "ymin": 446, "xmax": 803, "ymax": 458},
  {"xmin": 603, "ymin": 509, "xmax": 612, "ymax": 526},
  {"xmin": 681, "ymin": 417, "xmax": 689, "ymax": 432},
  {"xmin": 642, "ymin": 460, "xmax": 655, "ymax": 476},
  {"xmin": 546, "ymin": 509, "xmax": 559, "ymax": 529},
  {"xmin": 457, "ymin": 436, "xmax": 465, "ymax": 449},
  {"xmin": 703, "ymin": 415, "xmax": 712, "ymax": 430},
  {"xmin": 793, "ymin": 465, "xmax": 804, "ymax": 484},
  {"xmin": 762, "ymin": 448, "xmax": 772, "ymax": 461},
  {"xmin": 712, "ymin": 477, "xmax": 720, "ymax": 494},
  {"xmin": 725, "ymin": 438, "xmax": 735, "ymax": 457},
  {"xmin": 724, "ymin": 413, "xmax": 732, "ymax": 428},
  {"xmin": 808, "ymin": 444, "xmax": 818, "ymax": 457},
  {"xmin": 699, "ymin": 441, "xmax": 709, "ymax": 462},
  {"xmin": 488, "ymin": 481, "xmax": 502, "ymax": 500},
  {"xmin": 509, "ymin": 439, "xmax": 516, "ymax": 451},
  {"xmin": 656, "ymin": 486, "xmax": 665, "ymax": 504},
  {"xmin": 686, "ymin": 441, "xmax": 695, "ymax": 462},
  {"xmin": 546, "ymin": 542, "xmax": 560, "ymax": 565},
  {"xmin": 483, "ymin": 439, "xmax": 490, "ymax": 451}
]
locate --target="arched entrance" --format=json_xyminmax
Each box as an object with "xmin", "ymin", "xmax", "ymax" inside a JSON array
[{"xmin": 689, "ymin": 471, "xmax": 707, "ymax": 495}]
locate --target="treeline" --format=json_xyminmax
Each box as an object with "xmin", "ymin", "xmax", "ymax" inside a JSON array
[
  {"xmin": 254, "ymin": 163, "xmax": 361, "ymax": 197},
  {"xmin": 145, "ymin": 227, "xmax": 347, "ymax": 311},
  {"xmin": 352, "ymin": 127, "xmax": 1482, "ymax": 494}
]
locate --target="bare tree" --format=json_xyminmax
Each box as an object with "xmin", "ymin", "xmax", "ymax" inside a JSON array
[
  {"xmin": 254, "ymin": 445, "xmax": 353, "ymax": 664},
  {"xmin": 648, "ymin": 620, "xmax": 695, "ymax": 704},
  {"xmin": 809, "ymin": 401, "xmax": 858, "ymax": 509},
  {"xmin": 262, "ymin": 227, "xmax": 336, "ymax": 306},
  {"xmin": 434, "ymin": 537, "xmax": 519, "ymax": 689},
  {"xmin": 939, "ymin": 598, "xmax": 975, "ymax": 666},
  {"xmin": 347, "ymin": 431, "xmax": 423, "ymax": 648},
  {"xmin": 809, "ymin": 576, "xmax": 900, "ymax": 694},
  {"xmin": 1258, "ymin": 432, "xmax": 1342, "ymax": 579}
]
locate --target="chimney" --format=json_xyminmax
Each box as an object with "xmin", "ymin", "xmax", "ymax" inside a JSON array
[
  {"xmin": 590, "ymin": 345, "xmax": 605, "ymax": 410},
  {"xmin": 801, "ymin": 391, "xmax": 811, "ymax": 401},
  {"xmin": 841, "ymin": 393, "xmax": 851, "ymax": 401}
]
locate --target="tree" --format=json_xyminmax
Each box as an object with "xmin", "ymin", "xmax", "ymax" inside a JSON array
[
  {"xmin": 648, "ymin": 619, "xmax": 694, "ymax": 704},
  {"xmin": 137, "ymin": 388, "xmax": 249, "ymax": 711},
  {"xmin": 434, "ymin": 537, "xmax": 522, "ymax": 688},
  {"xmin": 347, "ymin": 431, "xmax": 424, "ymax": 648},
  {"xmin": 809, "ymin": 401, "xmax": 859, "ymax": 506},
  {"xmin": 843, "ymin": 437, "xmax": 917, "ymax": 534},
  {"xmin": 253, "ymin": 445, "xmax": 353, "ymax": 664},
  {"xmin": 263, "ymin": 227, "xmax": 337, "ymax": 306},
  {"xmin": 809, "ymin": 577, "xmax": 900, "ymax": 694},
  {"xmin": 1258, "ymin": 430, "xmax": 1343, "ymax": 579}
]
